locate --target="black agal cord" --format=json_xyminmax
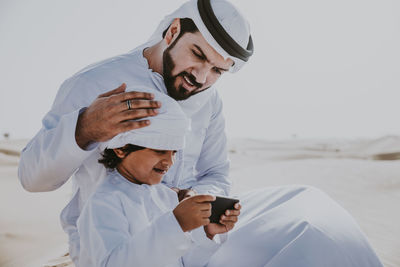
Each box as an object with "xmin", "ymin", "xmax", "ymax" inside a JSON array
[{"xmin": 197, "ymin": 0, "xmax": 254, "ymax": 62}]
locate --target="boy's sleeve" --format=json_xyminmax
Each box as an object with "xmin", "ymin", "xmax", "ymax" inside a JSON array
[
  {"xmin": 78, "ymin": 193, "xmax": 192, "ymax": 267},
  {"xmin": 181, "ymin": 227, "xmax": 227, "ymax": 267}
]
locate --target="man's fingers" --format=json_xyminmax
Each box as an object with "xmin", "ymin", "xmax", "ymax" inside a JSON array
[
  {"xmin": 115, "ymin": 91, "xmax": 158, "ymax": 103},
  {"xmin": 171, "ymin": 187, "xmax": 180, "ymax": 194},
  {"xmin": 119, "ymin": 109, "xmax": 158, "ymax": 121},
  {"xmin": 192, "ymin": 194, "xmax": 216, "ymax": 203},
  {"xmin": 178, "ymin": 189, "xmax": 196, "ymax": 200},
  {"xmin": 99, "ymin": 83, "xmax": 126, "ymax": 98},
  {"xmin": 117, "ymin": 99, "xmax": 161, "ymax": 112},
  {"xmin": 178, "ymin": 189, "xmax": 195, "ymax": 202},
  {"xmin": 119, "ymin": 120, "xmax": 150, "ymax": 132}
]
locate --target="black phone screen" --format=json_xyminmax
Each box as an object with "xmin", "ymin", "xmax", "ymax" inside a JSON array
[{"xmin": 209, "ymin": 196, "xmax": 239, "ymax": 223}]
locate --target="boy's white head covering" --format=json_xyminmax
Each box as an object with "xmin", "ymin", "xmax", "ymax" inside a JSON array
[
  {"xmin": 100, "ymin": 87, "xmax": 190, "ymax": 151},
  {"xmin": 148, "ymin": 0, "xmax": 253, "ymax": 73}
]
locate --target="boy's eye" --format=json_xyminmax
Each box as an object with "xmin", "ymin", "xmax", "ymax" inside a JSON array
[{"xmin": 154, "ymin": 150, "xmax": 166, "ymax": 154}]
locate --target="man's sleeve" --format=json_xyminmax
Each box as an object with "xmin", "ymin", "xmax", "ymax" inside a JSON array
[
  {"xmin": 78, "ymin": 193, "xmax": 192, "ymax": 267},
  {"xmin": 18, "ymin": 75, "xmax": 100, "ymax": 192},
  {"xmin": 190, "ymin": 91, "xmax": 232, "ymax": 196}
]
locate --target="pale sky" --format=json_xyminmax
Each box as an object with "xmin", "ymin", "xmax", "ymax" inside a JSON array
[{"xmin": 1, "ymin": 0, "xmax": 399, "ymax": 140}]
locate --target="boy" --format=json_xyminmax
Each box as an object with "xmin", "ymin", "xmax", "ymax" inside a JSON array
[{"xmin": 77, "ymin": 88, "xmax": 240, "ymax": 267}]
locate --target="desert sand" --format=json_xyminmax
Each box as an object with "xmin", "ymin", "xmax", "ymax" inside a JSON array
[{"xmin": 0, "ymin": 137, "xmax": 399, "ymax": 267}]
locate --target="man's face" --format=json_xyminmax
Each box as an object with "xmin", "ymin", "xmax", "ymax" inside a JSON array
[{"xmin": 163, "ymin": 31, "xmax": 234, "ymax": 101}]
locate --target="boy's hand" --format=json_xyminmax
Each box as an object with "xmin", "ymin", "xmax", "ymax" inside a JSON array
[
  {"xmin": 204, "ymin": 202, "xmax": 241, "ymax": 239},
  {"xmin": 173, "ymin": 195, "xmax": 215, "ymax": 232}
]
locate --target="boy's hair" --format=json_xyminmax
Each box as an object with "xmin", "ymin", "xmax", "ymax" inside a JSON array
[
  {"xmin": 162, "ymin": 18, "xmax": 199, "ymax": 39},
  {"xmin": 98, "ymin": 144, "xmax": 145, "ymax": 169}
]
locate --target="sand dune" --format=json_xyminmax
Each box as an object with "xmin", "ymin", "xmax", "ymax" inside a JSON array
[
  {"xmin": 229, "ymin": 135, "xmax": 400, "ymax": 160},
  {"xmin": 1, "ymin": 137, "xmax": 399, "ymax": 267}
]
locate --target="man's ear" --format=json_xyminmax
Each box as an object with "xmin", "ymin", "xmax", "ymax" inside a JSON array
[
  {"xmin": 113, "ymin": 148, "xmax": 126, "ymax": 159},
  {"xmin": 164, "ymin": 18, "xmax": 181, "ymax": 46}
]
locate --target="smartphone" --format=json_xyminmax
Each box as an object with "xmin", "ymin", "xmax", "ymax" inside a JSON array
[{"xmin": 209, "ymin": 196, "xmax": 240, "ymax": 223}]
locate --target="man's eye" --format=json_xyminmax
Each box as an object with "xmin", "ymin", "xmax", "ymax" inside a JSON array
[
  {"xmin": 192, "ymin": 50, "xmax": 205, "ymax": 60},
  {"xmin": 212, "ymin": 67, "xmax": 222, "ymax": 75}
]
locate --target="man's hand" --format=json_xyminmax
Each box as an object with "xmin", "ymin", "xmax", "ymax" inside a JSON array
[
  {"xmin": 178, "ymin": 188, "xmax": 196, "ymax": 201},
  {"xmin": 173, "ymin": 194, "xmax": 215, "ymax": 232},
  {"xmin": 204, "ymin": 202, "xmax": 241, "ymax": 240},
  {"xmin": 171, "ymin": 187, "xmax": 197, "ymax": 202},
  {"xmin": 75, "ymin": 83, "xmax": 161, "ymax": 149}
]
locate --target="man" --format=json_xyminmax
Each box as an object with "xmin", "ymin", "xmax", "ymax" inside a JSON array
[{"xmin": 19, "ymin": 0, "xmax": 383, "ymax": 266}]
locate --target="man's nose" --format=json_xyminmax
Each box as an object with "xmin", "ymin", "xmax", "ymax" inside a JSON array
[{"xmin": 192, "ymin": 66, "xmax": 208, "ymax": 85}]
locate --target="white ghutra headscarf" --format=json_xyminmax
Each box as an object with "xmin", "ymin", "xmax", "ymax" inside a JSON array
[
  {"xmin": 100, "ymin": 87, "xmax": 190, "ymax": 151},
  {"xmin": 148, "ymin": 0, "xmax": 253, "ymax": 73}
]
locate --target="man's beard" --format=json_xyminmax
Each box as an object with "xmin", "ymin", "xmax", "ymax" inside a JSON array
[{"xmin": 162, "ymin": 47, "xmax": 207, "ymax": 101}]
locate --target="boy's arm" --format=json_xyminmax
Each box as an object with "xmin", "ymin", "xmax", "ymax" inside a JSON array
[
  {"xmin": 182, "ymin": 199, "xmax": 240, "ymax": 266},
  {"xmin": 78, "ymin": 193, "xmax": 192, "ymax": 267}
]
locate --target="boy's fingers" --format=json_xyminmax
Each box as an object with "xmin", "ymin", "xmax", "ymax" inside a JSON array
[
  {"xmin": 220, "ymin": 221, "xmax": 235, "ymax": 230},
  {"xmin": 201, "ymin": 209, "xmax": 212, "ymax": 218},
  {"xmin": 202, "ymin": 218, "xmax": 211, "ymax": 225},
  {"xmin": 225, "ymin": 209, "xmax": 240, "ymax": 216},
  {"xmin": 193, "ymin": 194, "xmax": 216, "ymax": 203},
  {"xmin": 220, "ymin": 215, "xmax": 238, "ymax": 223},
  {"xmin": 198, "ymin": 202, "xmax": 212, "ymax": 211}
]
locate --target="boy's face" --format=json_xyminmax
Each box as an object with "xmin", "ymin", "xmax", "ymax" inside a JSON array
[{"xmin": 115, "ymin": 148, "xmax": 176, "ymax": 185}]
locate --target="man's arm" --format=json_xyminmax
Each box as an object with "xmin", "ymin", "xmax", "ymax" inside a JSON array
[
  {"xmin": 18, "ymin": 77, "xmax": 159, "ymax": 192},
  {"xmin": 74, "ymin": 84, "xmax": 159, "ymax": 149}
]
